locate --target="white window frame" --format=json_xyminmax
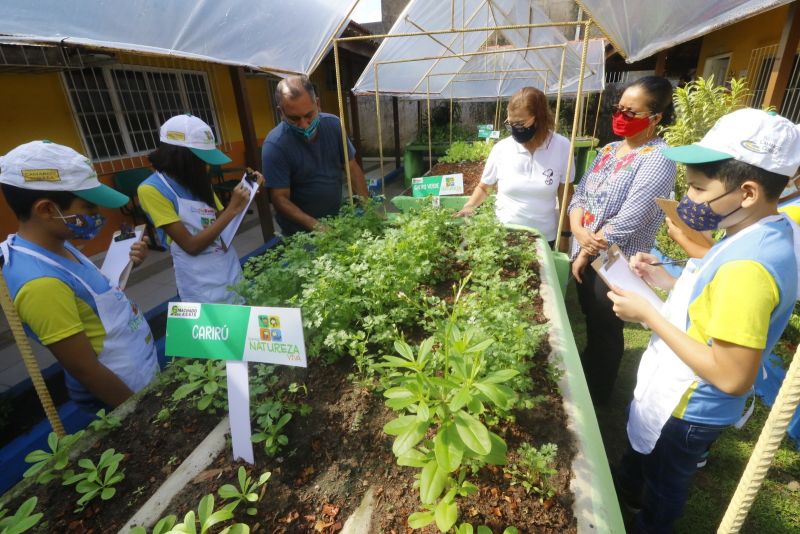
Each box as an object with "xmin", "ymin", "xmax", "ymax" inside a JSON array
[
  {"xmin": 703, "ymin": 53, "xmax": 732, "ymax": 85},
  {"xmin": 62, "ymin": 64, "xmax": 221, "ymax": 162}
]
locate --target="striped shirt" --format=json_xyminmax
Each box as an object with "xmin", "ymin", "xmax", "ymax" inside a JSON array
[{"xmin": 568, "ymin": 138, "xmax": 676, "ymax": 260}]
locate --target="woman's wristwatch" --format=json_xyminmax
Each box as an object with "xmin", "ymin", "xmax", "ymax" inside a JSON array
[{"xmin": 560, "ymin": 231, "xmax": 572, "ymax": 237}]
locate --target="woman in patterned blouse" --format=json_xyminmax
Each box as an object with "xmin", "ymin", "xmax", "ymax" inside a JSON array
[{"xmin": 568, "ymin": 76, "xmax": 677, "ymax": 404}]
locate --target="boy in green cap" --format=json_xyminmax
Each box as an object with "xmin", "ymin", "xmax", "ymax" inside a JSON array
[{"xmin": 0, "ymin": 140, "xmax": 158, "ymax": 411}]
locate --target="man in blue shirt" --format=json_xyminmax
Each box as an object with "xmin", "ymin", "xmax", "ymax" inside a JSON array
[{"xmin": 262, "ymin": 75, "xmax": 368, "ymax": 236}]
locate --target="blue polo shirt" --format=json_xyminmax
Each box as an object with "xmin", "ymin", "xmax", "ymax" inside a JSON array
[{"xmin": 261, "ymin": 113, "xmax": 355, "ymax": 236}]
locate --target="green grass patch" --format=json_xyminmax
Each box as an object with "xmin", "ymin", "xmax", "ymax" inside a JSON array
[{"xmin": 563, "ymin": 280, "xmax": 800, "ymax": 533}]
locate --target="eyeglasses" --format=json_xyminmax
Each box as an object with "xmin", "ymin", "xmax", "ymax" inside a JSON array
[
  {"xmin": 611, "ymin": 104, "xmax": 653, "ymax": 119},
  {"xmin": 503, "ymin": 118, "xmax": 533, "ymax": 130}
]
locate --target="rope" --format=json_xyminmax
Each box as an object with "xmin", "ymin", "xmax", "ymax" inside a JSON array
[
  {"xmin": 718, "ymin": 343, "xmax": 800, "ymax": 533},
  {"xmin": 0, "ymin": 269, "xmax": 65, "ymax": 436}
]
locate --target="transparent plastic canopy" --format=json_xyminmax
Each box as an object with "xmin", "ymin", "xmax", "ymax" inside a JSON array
[
  {"xmin": 578, "ymin": 0, "xmax": 793, "ymax": 62},
  {"xmin": 0, "ymin": 0, "xmax": 358, "ymax": 74},
  {"xmin": 352, "ymin": 0, "xmax": 603, "ymax": 99}
]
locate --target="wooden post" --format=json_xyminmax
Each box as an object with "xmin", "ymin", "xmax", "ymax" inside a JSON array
[
  {"xmin": 345, "ymin": 55, "xmax": 364, "ymax": 168},
  {"xmin": 764, "ymin": 1, "xmax": 800, "ymax": 111},
  {"xmin": 229, "ymin": 66, "xmax": 274, "ymax": 241},
  {"xmin": 392, "ymin": 96, "xmax": 401, "ymax": 169},
  {"xmin": 654, "ymin": 51, "xmax": 667, "ymax": 76}
]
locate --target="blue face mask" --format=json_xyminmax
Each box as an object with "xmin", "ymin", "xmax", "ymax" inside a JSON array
[
  {"xmin": 675, "ymin": 188, "xmax": 742, "ymax": 231},
  {"xmin": 286, "ymin": 114, "xmax": 320, "ymax": 140},
  {"xmin": 55, "ymin": 208, "xmax": 107, "ymax": 240}
]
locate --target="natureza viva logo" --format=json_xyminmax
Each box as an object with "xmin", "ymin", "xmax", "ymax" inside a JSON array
[{"xmin": 249, "ymin": 314, "xmax": 300, "ymax": 360}]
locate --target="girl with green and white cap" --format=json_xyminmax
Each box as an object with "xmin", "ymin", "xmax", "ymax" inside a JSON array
[{"xmin": 138, "ymin": 114, "xmax": 262, "ymax": 304}]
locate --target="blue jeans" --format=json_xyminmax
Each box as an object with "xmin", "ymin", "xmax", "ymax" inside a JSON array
[{"xmin": 617, "ymin": 416, "xmax": 726, "ymax": 533}]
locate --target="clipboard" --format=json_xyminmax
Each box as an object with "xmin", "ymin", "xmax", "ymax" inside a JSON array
[
  {"xmin": 100, "ymin": 224, "xmax": 145, "ymax": 290},
  {"xmin": 591, "ymin": 244, "xmax": 664, "ymax": 312},
  {"xmin": 219, "ymin": 174, "xmax": 258, "ymax": 249},
  {"xmin": 655, "ymin": 198, "xmax": 712, "ymax": 247}
]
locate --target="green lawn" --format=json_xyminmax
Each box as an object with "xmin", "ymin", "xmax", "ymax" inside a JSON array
[{"xmin": 563, "ymin": 280, "xmax": 800, "ymax": 533}]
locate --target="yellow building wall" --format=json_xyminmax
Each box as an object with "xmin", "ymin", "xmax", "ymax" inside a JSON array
[
  {"xmin": 696, "ymin": 5, "xmax": 789, "ymax": 80},
  {"xmin": 0, "ymin": 55, "xmax": 277, "ymax": 257}
]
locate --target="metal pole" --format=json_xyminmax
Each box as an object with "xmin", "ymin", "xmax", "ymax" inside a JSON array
[
  {"xmin": 556, "ymin": 20, "xmax": 592, "ymax": 243},
  {"xmin": 333, "ymin": 41, "xmax": 354, "ymax": 204}
]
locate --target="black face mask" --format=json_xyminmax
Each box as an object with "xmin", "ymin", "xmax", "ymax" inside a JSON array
[{"xmin": 508, "ymin": 123, "xmax": 537, "ymax": 144}]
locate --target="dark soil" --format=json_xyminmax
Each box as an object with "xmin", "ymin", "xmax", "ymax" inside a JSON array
[
  {"xmin": 8, "ymin": 232, "xmax": 577, "ymax": 533},
  {"xmin": 162, "ymin": 233, "xmax": 577, "ymax": 533},
  {"xmin": 6, "ymin": 375, "xmax": 222, "ymax": 533},
  {"xmin": 429, "ymin": 161, "xmax": 486, "ymax": 196}
]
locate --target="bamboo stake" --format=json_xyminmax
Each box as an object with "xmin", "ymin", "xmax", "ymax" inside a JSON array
[
  {"xmin": 555, "ymin": 20, "xmax": 592, "ymax": 245},
  {"xmin": 718, "ymin": 344, "xmax": 800, "ymax": 533},
  {"xmin": 0, "ymin": 270, "xmax": 65, "ymax": 436},
  {"xmin": 333, "ymin": 41, "xmax": 354, "ymax": 204},
  {"xmin": 374, "ymin": 63, "xmax": 385, "ymax": 195}
]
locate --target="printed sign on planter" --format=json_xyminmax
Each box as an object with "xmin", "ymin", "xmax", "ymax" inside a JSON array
[
  {"xmin": 477, "ymin": 124, "xmax": 494, "ymax": 138},
  {"xmin": 411, "ymin": 173, "xmax": 464, "ymax": 197},
  {"xmin": 166, "ymin": 302, "xmax": 307, "ymax": 367},
  {"xmin": 166, "ymin": 302, "xmax": 307, "ymax": 464}
]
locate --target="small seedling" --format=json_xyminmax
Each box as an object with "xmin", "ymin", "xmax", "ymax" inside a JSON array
[
  {"xmin": 252, "ymin": 412, "xmax": 291, "ymax": 457},
  {"xmin": 172, "ymin": 360, "xmax": 228, "ymax": 412},
  {"xmin": 170, "ymin": 494, "xmax": 249, "ymax": 534},
  {"xmin": 22, "ymin": 430, "xmax": 84, "ymax": 484},
  {"xmin": 218, "ymin": 467, "xmax": 271, "ymax": 515},
  {"xmin": 62, "ymin": 448, "xmax": 125, "ymax": 512},
  {"xmin": 504, "ymin": 443, "xmax": 558, "ymax": 499},
  {"xmin": 0, "ymin": 496, "xmax": 43, "ymax": 534},
  {"xmin": 88, "ymin": 409, "xmax": 122, "ymax": 432}
]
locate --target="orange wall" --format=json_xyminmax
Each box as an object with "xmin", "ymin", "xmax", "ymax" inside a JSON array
[
  {"xmin": 696, "ymin": 5, "xmax": 789, "ymax": 79},
  {"xmin": 0, "ymin": 57, "xmax": 277, "ymax": 257}
]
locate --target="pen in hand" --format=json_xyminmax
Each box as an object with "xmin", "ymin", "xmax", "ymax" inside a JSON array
[{"xmin": 649, "ymin": 259, "xmax": 688, "ymax": 267}]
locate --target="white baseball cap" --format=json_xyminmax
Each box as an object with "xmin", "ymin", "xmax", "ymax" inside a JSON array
[
  {"xmin": 663, "ymin": 108, "xmax": 800, "ymax": 176},
  {"xmin": 0, "ymin": 140, "xmax": 129, "ymax": 208},
  {"xmin": 159, "ymin": 114, "xmax": 231, "ymax": 165}
]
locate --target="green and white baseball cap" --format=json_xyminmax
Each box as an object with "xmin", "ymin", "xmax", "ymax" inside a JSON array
[
  {"xmin": 0, "ymin": 140, "xmax": 129, "ymax": 208},
  {"xmin": 663, "ymin": 108, "xmax": 800, "ymax": 176},
  {"xmin": 159, "ymin": 114, "xmax": 232, "ymax": 165}
]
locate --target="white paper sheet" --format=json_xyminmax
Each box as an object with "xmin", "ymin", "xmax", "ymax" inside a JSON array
[
  {"xmin": 219, "ymin": 175, "xmax": 258, "ymax": 250},
  {"xmin": 226, "ymin": 360, "xmax": 254, "ymax": 464},
  {"xmin": 100, "ymin": 224, "xmax": 144, "ymax": 290},
  {"xmin": 592, "ymin": 245, "xmax": 664, "ymax": 312}
]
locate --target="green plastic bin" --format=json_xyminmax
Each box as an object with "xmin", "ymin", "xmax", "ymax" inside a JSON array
[{"xmin": 402, "ymin": 142, "xmax": 451, "ymax": 187}]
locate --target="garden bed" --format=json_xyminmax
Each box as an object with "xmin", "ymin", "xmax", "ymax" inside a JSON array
[
  {"xmin": 1, "ymin": 202, "xmax": 621, "ymax": 533},
  {"xmin": 428, "ymin": 161, "xmax": 486, "ymax": 196}
]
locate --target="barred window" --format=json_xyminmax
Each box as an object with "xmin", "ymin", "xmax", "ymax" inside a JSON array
[{"xmin": 63, "ymin": 65, "xmax": 220, "ymax": 161}]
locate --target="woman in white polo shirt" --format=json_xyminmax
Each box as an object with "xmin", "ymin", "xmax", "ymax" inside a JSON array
[{"xmin": 456, "ymin": 87, "xmax": 574, "ymax": 248}]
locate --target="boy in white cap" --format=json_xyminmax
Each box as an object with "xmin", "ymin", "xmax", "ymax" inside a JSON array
[
  {"xmin": 608, "ymin": 108, "xmax": 800, "ymax": 533},
  {"xmin": 138, "ymin": 114, "xmax": 261, "ymax": 304},
  {"xmin": 0, "ymin": 140, "xmax": 158, "ymax": 411}
]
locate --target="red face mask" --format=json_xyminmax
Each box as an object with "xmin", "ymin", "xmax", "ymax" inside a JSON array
[{"xmin": 612, "ymin": 113, "xmax": 651, "ymax": 138}]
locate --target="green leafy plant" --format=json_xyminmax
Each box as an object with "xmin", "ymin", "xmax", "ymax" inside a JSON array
[
  {"xmin": 379, "ymin": 283, "xmax": 522, "ymax": 532},
  {"xmin": 22, "ymin": 430, "xmax": 84, "ymax": 483},
  {"xmin": 251, "ymin": 410, "xmax": 291, "ymax": 457},
  {"xmin": 172, "ymin": 360, "xmax": 228, "ymax": 412},
  {"xmin": 438, "ymin": 140, "xmax": 494, "ymax": 164},
  {"xmin": 0, "ymin": 497, "xmax": 43, "ymax": 534},
  {"xmin": 455, "ymin": 525, "xmax": 518, "ymax": 534},
  {"xmin": 129, "ymin": 515, "xmax": 179, "ymax": 534},
  {"xmin": 218, "ymin": 467, "xmax": 270, "ymax": 515},
  {"xmin": 504, "ymin": 442, "xmax": 558, "ymax": 499},
  {"xmin": 88, "ymin": 408, "xmax": 122, "ymax": 432},
  {"xmin": 62, "ymin": 448, "xmax": 125, "ymax": 512},
  {"xmin": 168, "ymin": 494, "xmax": 249, "ymax": 534}
]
